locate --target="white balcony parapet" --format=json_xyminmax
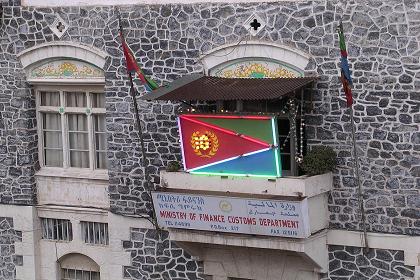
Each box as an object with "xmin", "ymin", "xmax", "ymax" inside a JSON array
[{"xmin": 160, "ymin": 171, "xmax": 333, "ymax": 198}]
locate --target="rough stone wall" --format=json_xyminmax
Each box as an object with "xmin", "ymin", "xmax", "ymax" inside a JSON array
[
  {"xmin": 1, "ymin": 0, "xmax": 418, "ymax": 234},
  {"xmin": 325, "ymin": 245, "xmax": 415, "ymax": 280},
  {"xmin": 104, "ymin": 0, "xmax": 420, "ymax": 235},
  {"xmin": 0, "ymin": 1, "xmax": 38, "ymax": 205},
  {"xmin": 0, "ymin": 217, "xmax": 23, "ymax": 280},
  {"xmin": 122, "ymin": 228, "xmax": 203, "ymax": 280},
  {"xmin": 0, "ymin": 0, "xmax": 419, "ymax": 279}
]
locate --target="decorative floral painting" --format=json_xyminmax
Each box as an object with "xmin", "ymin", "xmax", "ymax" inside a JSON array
[
  {"xmin": 30, "ymin": 60, "xmax": 103, "ymax": 79},
  {"xmin": 211, "ymin": 59, "xmax": 302, "ymax": 78}
]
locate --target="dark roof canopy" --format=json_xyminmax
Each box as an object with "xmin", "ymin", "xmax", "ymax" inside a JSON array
[{"xmin": 141, "ymin": 74, "xmax": 317, "ymax": 101}]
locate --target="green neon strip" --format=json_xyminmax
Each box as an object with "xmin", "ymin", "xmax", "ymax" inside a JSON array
[
  {"xmin": 190, "ymin": 171, "xmax": 278, "ymax": 179},
  {"xmin": 197, "ymin": 118, "xmax": 273, "ymax": 144},
  {"xmin": 274, "ymin": 148, "xmax": 281, "ymax": 177},
  {"xmin": 271, "ymin": 118, "xmax": 278, "ymax": 146},
  {"xmin": 271, "ymin": 117, "xmax": 282, "ymax": 177}
]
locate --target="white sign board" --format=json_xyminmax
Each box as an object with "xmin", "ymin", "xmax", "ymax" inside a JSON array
[{"xmin": 152, "ymin": 192, "xmax": 311, "ymax": 238}]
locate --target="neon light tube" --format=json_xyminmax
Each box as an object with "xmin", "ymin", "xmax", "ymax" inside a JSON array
[
  {"xmin": 188, "ymin": 148, "xmax": 271, "ymax": 172},
  {"xmin": 271, "ymin": 118, "xmax": 278, "ymax": 146},
  {"xmin": 181, "ymin": 115, "xmax": 270, "ymax": 147},
  {"xmin": 271, "ymin": 117, "xmax": 281, "ymax": 177},
  {"xmin": 181, "ymin": 114, "xmax": 272, "ymax": 120},
  {"xmin": 190, "ymin": 171, "xmax": 277, "ymax": 179},
  {"xmin": 274, "ymin": 148, "xmax": 281, "ymax": 177},
  {"xmin": 177, "ymin": 117, "xmax": 187, "ymax": 171}
]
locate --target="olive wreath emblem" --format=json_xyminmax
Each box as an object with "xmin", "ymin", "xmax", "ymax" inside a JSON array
[{"xmin": 190, "ymin": 130, "xmax": 219, "ymax": 158}]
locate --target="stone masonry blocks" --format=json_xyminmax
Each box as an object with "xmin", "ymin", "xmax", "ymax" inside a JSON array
[
  {"xmin": 0, "ymin": 0, "xmax": 419, "ymax": 279},
  {"xmin": 325, "ymin": 245, "xmax": 415, "ymax": 279},
  {"xmin": 1, "ymin": 0, "xmax": 418, "ymax": 236},
  {"xmin": 122, "ymin": 228, "xmax": 204, "ymax": 280},
  {"xmin": 0, "ymin": 217, "xmax": 23, "ymax": 280}
]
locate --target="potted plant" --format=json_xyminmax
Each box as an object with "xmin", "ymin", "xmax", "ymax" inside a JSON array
[
  {"xmin": 301, "ymin": 146, "xmax": 337, "ymax": 176},
  {"xmin": 166, "ymin": 161, "xmax": 182, "ymax": 172}
]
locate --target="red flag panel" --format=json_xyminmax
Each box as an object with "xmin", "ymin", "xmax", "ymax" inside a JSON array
[{"xmin": 120, "ymin": 32, "xmax": 148, "ymax": 85}]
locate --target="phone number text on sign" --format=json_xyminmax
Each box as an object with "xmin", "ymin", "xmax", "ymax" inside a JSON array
[{"xmin": 152, "ymin": 192, "xmax": 310, "ymax": 238}]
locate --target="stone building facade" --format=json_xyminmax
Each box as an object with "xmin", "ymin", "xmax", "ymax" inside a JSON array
[{"xmin": 0, "ymin": 0, "xmax": 419, "ymax": 279}]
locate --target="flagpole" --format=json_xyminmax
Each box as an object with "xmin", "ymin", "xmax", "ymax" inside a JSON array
[
  {"xmin": 117, "ymin": 9, "xmax": 159, "ymax": 230},
  {"xmin": 349, "ymin": 105, "xmax": 369, "ymax": 251},
  {"xmin": 338, "ymin": 20, "xmax": 369, "ymax": 251}
]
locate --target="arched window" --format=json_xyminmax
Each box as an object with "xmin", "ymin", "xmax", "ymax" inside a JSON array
[
  {"xmin": 17, "ymin": 43, "xmax": 107, "ymax": 171},
  {"xmin": 59, "ymin": 253, "xmax": 100, "ymax": 280}
]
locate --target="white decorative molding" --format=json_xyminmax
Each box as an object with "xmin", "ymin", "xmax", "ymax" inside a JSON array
[
  {"xmin": 243, "ymin": 14, "xmax": 266, "ymax": 37},
  {"xmin": 49, "ymin": 14, "xmax": 69, "ymax": 39},
  {"xmin": 200, "ymin": 41, "xmax": 311, "ymax": 75},
  {"xmin": 17, "ymin": 42, "xmax": 107, "ymax": 71}
]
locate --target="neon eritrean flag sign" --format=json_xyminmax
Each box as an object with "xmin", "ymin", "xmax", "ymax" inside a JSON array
[{"xmin": 178, "ymin": 114, "xmax": 282, "ymax": 178}]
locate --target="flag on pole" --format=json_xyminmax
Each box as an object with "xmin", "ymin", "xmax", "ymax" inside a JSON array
[
  {"xmin": 119, "ymin": 32, "xmax": 159, "ymax": 92},
  {"xmin": 337, "ymin": 22, "xmax": 353, "ymax": 107}
]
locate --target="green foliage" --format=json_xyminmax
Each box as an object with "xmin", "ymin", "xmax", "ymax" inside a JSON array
[
  {"xmin": 166, "ymin": 161, "xmax": 181, "ymax": 172},
  {"xmin": 301, "ymin": 146, "xmax": 337, "ymax": 176}
]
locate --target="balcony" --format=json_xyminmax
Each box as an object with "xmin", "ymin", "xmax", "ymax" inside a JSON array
[
  {"xmin": 153, "ymin": 171, "xmax": 333, "ymax": 279},
  {"xmin": 145, "ymin": 64, "xmax": 330, "ymax": 279}
]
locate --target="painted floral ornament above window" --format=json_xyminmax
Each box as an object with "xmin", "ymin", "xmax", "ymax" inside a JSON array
[
  {"xmin": 29, "ymin": 59, "xmax": 103, "ymax": 80},
  {"xmin": 211, "ymin": 58, "xmax": 303, "ymax": 79}
]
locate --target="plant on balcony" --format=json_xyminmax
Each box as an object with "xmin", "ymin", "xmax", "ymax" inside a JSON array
[
  {"xmin": 166, "ymin": 161, "xmax": 182, "ymax": 172},
  {"xmin": 301, "ymin": 146, "xmax": 337, "ymax": 176}
]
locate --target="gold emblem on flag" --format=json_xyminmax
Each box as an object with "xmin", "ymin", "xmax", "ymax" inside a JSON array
[{"xmin": 191, "ymin": 131, "xmax": 219, "ymax": 158}]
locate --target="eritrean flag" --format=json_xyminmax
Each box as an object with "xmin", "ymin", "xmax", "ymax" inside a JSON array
[
  {"xmin": 120, "ymin": 32, "xmax": 159, "ymax": 92},
  {"xmin": 178, "ymin": 114, "xmax": 282, "ymax": 178},
  {"xmin": 338, "ymin": 21, "xmax": 353, "ymax": 107}
]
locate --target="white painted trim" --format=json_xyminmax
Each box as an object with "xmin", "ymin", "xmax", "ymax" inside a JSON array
[
  {"xmin": 35, "ymin": 167, "xmax": 109, "ymax": 181},
  {"xmin": 37, "ymin": 205, "xmax": 108, "ymax": 216},
  {"xmin": 200, "ymin": 41, "xmax": 311, "ymax": 75},
  {"xmin": 35, "ymin": 84, "xmax": 105, "ymax": 92},
  {"xmin": 327, "ymin": 230, "xmax": 420, "ymax": 267},
  {"xmin": 17, "ymin": 42, "xmax": 107, "ymax": 69}
]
